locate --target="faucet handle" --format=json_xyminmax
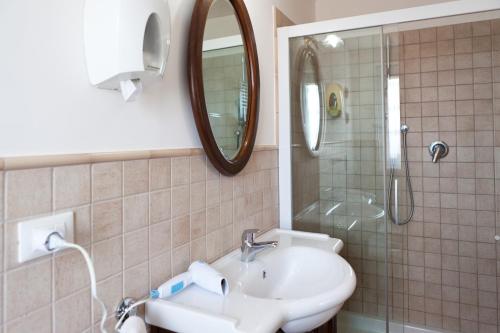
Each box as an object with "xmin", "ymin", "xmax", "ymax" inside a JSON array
[
  {"xmin": 428, "ymin": 141, "xmax": 449, "ymax": 163},
  {"xmin": 241, "ymin": 229, "xmax": 259, "ymax": 244}
]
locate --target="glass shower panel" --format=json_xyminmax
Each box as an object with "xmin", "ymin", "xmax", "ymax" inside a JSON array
[{"xmin": 290, "ymin": 27, "xmax": 388, "ymax": 333}]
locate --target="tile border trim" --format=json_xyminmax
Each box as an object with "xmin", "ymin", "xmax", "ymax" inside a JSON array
[{"xmin": 0, "ymin": 145, "xmax": 278, "ymax": 171}]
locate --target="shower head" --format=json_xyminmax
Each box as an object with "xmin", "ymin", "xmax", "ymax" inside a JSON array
[{"xmin": 400, "ymin": 124, "xmax": 409, "ymax": 133}]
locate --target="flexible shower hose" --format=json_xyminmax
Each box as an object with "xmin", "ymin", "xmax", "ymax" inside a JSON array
[{"xmin": 388, "ymin": 127, "xmax": 414, "ymax": 225}]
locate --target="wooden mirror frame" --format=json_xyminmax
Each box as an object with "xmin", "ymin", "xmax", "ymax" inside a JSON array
[{"xmin": 188, "ymin": 0, "xmax": 260, "ymax": 175}]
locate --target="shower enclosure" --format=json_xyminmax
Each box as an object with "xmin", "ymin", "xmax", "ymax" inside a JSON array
[{"xmin": 278, "ymin": 2, "xmax": 500, "ymax": 332}]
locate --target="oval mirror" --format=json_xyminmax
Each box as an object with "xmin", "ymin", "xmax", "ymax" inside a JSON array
[
  {"xmin": 188, "ymin": 0, "xmax": 259, "ymax": 175},
  {"xmin": 297, "ymin": 39, "xmax": 324, "ymax": 156}
]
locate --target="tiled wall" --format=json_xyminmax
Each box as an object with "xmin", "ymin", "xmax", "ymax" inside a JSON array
[
  {"xmin": 0, "ymin": 149, "xmax": 278, "ymax": 332},
  {"xmin": 203, "ymin": 48, "xmax": 246, "ymax": 157},
  {"xmin": 388, "ymin": 18, "xmax": 500, "ymax": 332}
]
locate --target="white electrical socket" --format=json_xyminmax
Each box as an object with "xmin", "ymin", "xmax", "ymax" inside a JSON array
[{"xmin": 17, "ymin": 212, "xmax": 74, "ymax": 263}]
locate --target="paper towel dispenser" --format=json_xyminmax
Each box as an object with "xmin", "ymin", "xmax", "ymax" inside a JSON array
[{"xmin": 84, "ymin": 0, "xmax": 171, "ymax": 101}]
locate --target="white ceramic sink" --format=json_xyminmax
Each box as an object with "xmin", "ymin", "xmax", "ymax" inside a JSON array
[{"xmin": 146, "ymin": 229, "xmax": 356, "ymax": 333}]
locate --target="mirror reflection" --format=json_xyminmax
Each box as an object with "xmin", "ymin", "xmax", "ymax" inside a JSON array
[
  {"xmin": 202, "ymin": 0, "xmax": 247, "ymax": 160},
  {"xmin": 298, "ymin": 40, "xmax": 323, "ymax": 155}
]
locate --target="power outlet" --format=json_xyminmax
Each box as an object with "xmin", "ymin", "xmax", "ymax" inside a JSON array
[{"xmin": 18, "ymin": 212, "xmax": 74, "ymax": 263}]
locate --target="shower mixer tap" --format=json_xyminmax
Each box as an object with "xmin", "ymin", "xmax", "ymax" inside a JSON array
[{"xmin": 428, "ymin": 141, "xmax": 449, "ymax": 163}]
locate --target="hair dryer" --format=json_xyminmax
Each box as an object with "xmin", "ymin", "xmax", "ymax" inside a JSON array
[{"xmin": 155, "ymin": 261, "xmax": 229, "ymax": 298}]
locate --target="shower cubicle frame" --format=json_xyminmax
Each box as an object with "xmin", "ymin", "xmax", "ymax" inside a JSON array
[
  {"xmin": 278, "ymin": 1, "xmax": 500, "ymax": 331},
  {"xmin": 278, "ymin": 0, "xmax": 500, "ymax": 230}
]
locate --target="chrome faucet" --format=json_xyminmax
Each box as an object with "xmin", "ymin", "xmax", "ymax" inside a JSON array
[
  {"xmin": 429, "ymin": 141, "xmax": 449, "ymax": 163},
  {"xmin": 240, "ymin": 229, "xmax": 278, "ymax": 262}
]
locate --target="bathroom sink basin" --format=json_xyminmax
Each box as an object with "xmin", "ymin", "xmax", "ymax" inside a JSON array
[
  {"xmin": 238, "ymin": 246, "xmax": 349, "ymax": 300},
  {"xmin": 145, "ymin": 229, "xmax": 356, "ymax": 333}
]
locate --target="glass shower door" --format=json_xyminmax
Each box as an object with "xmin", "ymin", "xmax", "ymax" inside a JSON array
[{"xmin": 290, "ymin": 27, "xmax": 389, "ymax": 333}]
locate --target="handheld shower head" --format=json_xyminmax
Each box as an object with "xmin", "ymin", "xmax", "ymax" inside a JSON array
[{"xmin": 400, "ymin": 124, "xmax": 409, "ymax": 133}]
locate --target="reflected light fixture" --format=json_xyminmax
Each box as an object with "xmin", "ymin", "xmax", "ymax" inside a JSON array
[{"xmin": 323, "ymin": 34, "xmax": 344, "ymax": 48}]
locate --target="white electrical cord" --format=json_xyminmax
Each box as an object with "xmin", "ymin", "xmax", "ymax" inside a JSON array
[{"xmin": 45, "ymin": 232, "xmax": 108, "ymax": 333}]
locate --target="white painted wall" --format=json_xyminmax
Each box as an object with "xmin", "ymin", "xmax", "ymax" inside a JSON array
[
  {"xmin": 0, "ymin": 0, "xmax": 315, "ymax": 157},
  {"xmin": 314, "ymin": 0, "xmax": 454, "ymax": 21}
]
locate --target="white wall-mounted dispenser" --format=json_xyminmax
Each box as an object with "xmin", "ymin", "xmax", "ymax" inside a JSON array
[{"xmin": 84, "ymin": 0, "xmax": 171, "ymax": 102}]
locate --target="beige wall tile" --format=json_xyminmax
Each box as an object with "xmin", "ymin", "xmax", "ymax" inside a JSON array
[
  {"xmin": 92, "ymin": 162, "xmax": 122, "ymax": 202},
  {"xmin": 221, "ymin": 200, "xmax": 233, "ymax": 227},
  {"xmin": 172, "ymin": 244, "xmax": 190, "ymax": 275},
  {"xmin": 54, "ymin": 164, "xmax": 90, "ymax": 210},
  {"xmin": 222, "ymin": 225, "xmax": 233, "ymax": 253},
  {"xmin": 473, "ymin": 21, "xmax": 491, "ymax": 36},
  {"xmin": 492, "ymin": 19, "xmax": 500, "ymax": 34},
  {"xmin": 404, "ymin": 30, "xmax": 420, "ymax": 44},
  {"xmin": 454, "ymin": 23, "xmax": 472, "ymax": 39},
  {"xmin": 422, "ymin": 72, "xmax": 437, "ymax": 87},
  {"xmin": 190, "ymin": 210, "xmax": 206, "ymax": 240},
  {"xmin": 206, "ymin": 180, "xmax": 220, "ymax": 208},
  {"xmin": 6, "ymin": 306, "xmax": 52, "ymax": 333},
  {"xmin": 421, "ymin": 57, "xmax": 437, "ymax": 72},
  {"xmin": 0, "ymin": 225, "xmax": 6, "ymax": 273},
  {"xmin": 473, "ymin": 52, "xmax": 492, "ymax": 68},
  {"xmin": 456, "ymin": 69, "xmax": 473, "ymax": 84},
  {"xmin": 93, "ymin": 236, "xmax": 123, "ymax": 281},
  {"xmin": 473, "ymin": 36, "xmax": 492, "ymax": 53},
  {"xmin": 172, "ymin": 215, "xmax": 189, "ymax": 248},
  {"xmin": 219, "ymin": 176, "xmax": 233, "ymax": 202},
  {"xmin": 92, "ymin": 199, "xmax": 122, "ymax": 242},
  {"xmin": 124, "ymin": 263, "xmax": 149, "ymax": 299},
  {"xmin": 474, "ymin": 68, "xmax": 492, "ymax": 83},
  {"xmin": 172, "ymin": 186, "xmax": 189, "ymax": 219},
  {"xmin": 0, "ymin": 171, "xmax": 3, "ymax": 222},
  {"xmin": 190, "ymin": 182, "xmax": 206, "ymax": 212},
  {"xmin": 54, "ymin": 288, "xmax": 91, "ymax": 333},
  {"xmin": 150, "ymin": 251, "xmax": 171, "ymax": 288},
  {"xmin": 206, "ymin": 162, "xmax": 220, "ymax": 181},
  {"xmin": 5, "ymin": 259, "xmax": 51, "ymax": 321},
  {"xmin": 455, "ymin": 38, "xmax": 472, "ymax": 54},
  {"xmin": 438, "ymin": 40, "xmax": 454, "ymax": 56},
  {"xmin": 6, "ymin": 168, "xmax": 52, "ymax": 220},
  {"xmin": 420, "ymin": 28, "xmax": 436, "ymax": 43},
  {"xmin": 94, "ymin": 274, "xmax": 122, "ymax": 324},
  {"xmin": 420, "ymin": 42, "xmax": 437, "ymax": 58},
  {"xmin": 123, "ymin": 160, "xmax": 149, "ymax": 195},
  {"xmin": 150, "ymin": 158, "xmax": 171, "ymax": 191},
  {"xmin": 123, "ymin": 193, "xmax": 149, "ymax": 232},
  {"xmin": 207, "ymin": 205, "xmax": 221, "ymax": 233},
  {"xmin": 124, "ymin": 228, "xmax": 148, "ymax": 269},
  {"xmin": 0, "ymin": 149, "xmax": 279, "ymax": 331},
  {"xmin": 172, "ymin": 157, "xmax": 190, "ymax": 186},
  {"xmin": 73, "ymin": 205, "xmax": 91, "ymax": 246},
  {"xmin": 190, "ymin": 155, "xmax": 206, "ymax": 183},
  {"xmin": 150, "ymin": 220, "xmax": 171, "ymax": 258},
  {"xmin": 207, "ymin": 229, "xmax": 223, "ymax": 262},
  {"xmin": 150, "ymin": 189, "xmax": 171, "ymax": 223},
  {"xmin": 455, "ymin": 54, "xmax": 472, "ymax": 69},
  {"xmin": 437, "ymin": 26, "xmax": 454, "ymax": 40},
  {"xmin": 191, "ymin": 237, "xmax": 207, "ymax": 262},
  {"xmin": 55, "ymin": 248, "xmax": 90, "ymax": 300}
]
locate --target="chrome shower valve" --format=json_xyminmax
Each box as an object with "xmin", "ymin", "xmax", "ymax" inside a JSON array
[{"xmin": 428, "ymin": 141, "xmax": 449, "ymax": 163}]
